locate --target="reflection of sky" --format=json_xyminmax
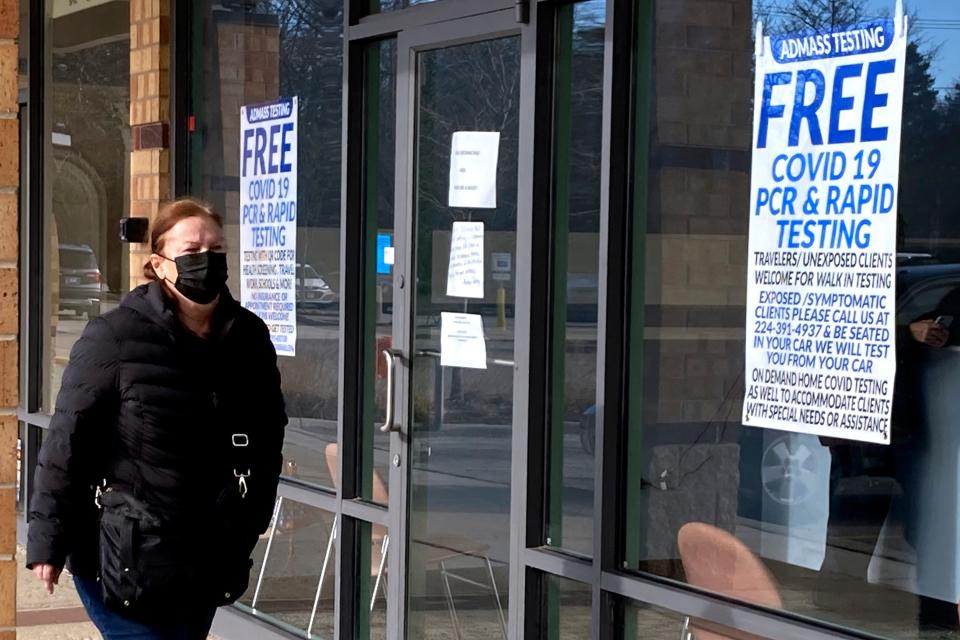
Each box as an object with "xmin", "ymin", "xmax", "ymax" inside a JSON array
[
  {"xmin": 581, "ymin": 0, "xmax": 955, "ymax": 92},
  {"xmin": 574, "ymin": 0, "xmax": 606, "ymax": 30},
  {"xmin": 884, "ymin": 0, "xmax": 960, "ymax": 93}
]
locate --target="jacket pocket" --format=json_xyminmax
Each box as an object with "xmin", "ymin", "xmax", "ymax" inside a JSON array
[
  {"xmin": 97, "ymin": 489, "xmax": 198, "ymax": 619},
  {"xmin": 97, "ymin": 508, "xmax": 139, "ymax": 613}
]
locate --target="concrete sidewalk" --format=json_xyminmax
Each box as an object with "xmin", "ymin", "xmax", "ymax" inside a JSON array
[
  {"xmin": 16, "ymin": 545, "xmax": 101, "ymax": 640},
  {"xmin": 16, "ymin": 545, "xmax": 220, "ymax": 640}
]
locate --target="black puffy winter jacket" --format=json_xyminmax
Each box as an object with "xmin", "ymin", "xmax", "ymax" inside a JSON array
[{"xmin": 26, "ymin": 281, "xmax": 287, "ymax": 608}]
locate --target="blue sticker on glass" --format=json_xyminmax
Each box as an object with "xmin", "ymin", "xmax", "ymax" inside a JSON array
[{"xmin": 377, "ymin": 233, "xmax": 393, "ymax": 274}]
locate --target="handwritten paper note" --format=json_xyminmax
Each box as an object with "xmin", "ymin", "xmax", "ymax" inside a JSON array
[
  {"xmin": 441, "ymin": 313, "xmax": 487, "ymax": 369},
  {"xmin": 446, "ymin": 221, "xmax": 484, "ymax": 299},
  {"xmin": 449, "ymin": 131, "xmax": 500, "ymax": 209}
]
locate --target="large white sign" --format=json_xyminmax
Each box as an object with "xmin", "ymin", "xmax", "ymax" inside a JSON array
[
  {"xmin": 743, "ymin": 9, "xmax": 909, "ymax": 444},
  {"xmin": 240, "ymin": 97, "xmax": 298, "ymax": 357}
]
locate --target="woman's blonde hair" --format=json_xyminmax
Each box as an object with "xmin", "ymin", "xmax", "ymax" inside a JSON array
[{"xmin": 143, "ymin": 198, "xmax": 224, "ymax": 281}]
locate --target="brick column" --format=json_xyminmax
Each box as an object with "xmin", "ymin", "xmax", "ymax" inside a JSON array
[
  {"xmin": 0, "ymin": 0, "xmax": 17, "ymax": 636},
  {"xmin": 128, "ymin": 0, "xmax": 170, "ymax": 289}
]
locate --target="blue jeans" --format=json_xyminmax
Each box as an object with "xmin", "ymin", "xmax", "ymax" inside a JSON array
[{"xmin": 74, "ymin": 575, "xmax": 218, "ymax": 640}]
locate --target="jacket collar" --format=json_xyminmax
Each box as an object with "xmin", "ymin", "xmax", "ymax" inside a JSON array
[{"xmin": 122, "ymin": 281, "xmax": 239, "ymax": 343}]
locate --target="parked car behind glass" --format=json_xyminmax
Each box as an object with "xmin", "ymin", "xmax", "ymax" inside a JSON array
[
  {"xmin": 296, "ymin": 262, "xmax": 337, "ymax": 309},
  {"xmin": 58, "ymin": 243, "xmax": 101, "ymax": 318}
]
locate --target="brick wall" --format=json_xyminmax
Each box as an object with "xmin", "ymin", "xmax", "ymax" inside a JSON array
[
  {"xmin": 646, "ymin": 0, "xmax": 752, "ymax": 425},
  {"xmin": 128, "ymin": 0, "xmax": 170, "ymax": 289},
  {"xmin": 0, "ymin": 0, "xmax": 17, "ymax": 635},
  {"xmin": 211, "ymin": 17, "xmax": 280, "ymax": 269}
]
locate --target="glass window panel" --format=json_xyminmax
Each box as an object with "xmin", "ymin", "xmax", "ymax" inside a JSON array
[
  {"xmin": 238, "ymin": 498, "xmax": 338, "ymax": 636},
  {"xmin": 542, "ymin": 574, "xmax": 591, "ymax": 639},
  {"xmin": 546, "ymin": 0, "xmax": 605, "ymax": 559},
  {"xmin": 18, "ymin": 0, "xmax": 26, "ymax": 92},
  {"xmin": 360, "ymin": 39, "xmax": 397, "ymax": 504},
  {"xmin": 623, "ymin": 0, "xmax": 960, "ymax": 638},
  {"xmin": 42, "ymin": 1, "xmax": 130, "ymax": 412},
  {"xmin": 356, "ymin": 520, "xmax": 389, "ymax": 640},
  {"xmin": 189, "ymin": 1, "xmax": 344, "ymax": 488}
]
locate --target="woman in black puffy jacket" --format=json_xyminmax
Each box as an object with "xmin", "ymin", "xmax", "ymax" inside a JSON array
[{"xmin": 26, "ymin": 198, "xmax": 287, "ymax": 640}]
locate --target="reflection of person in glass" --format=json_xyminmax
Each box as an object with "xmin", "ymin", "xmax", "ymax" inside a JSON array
[
  {"xmin": 26, "ymin": 199, "xmax": 287, "ymax": 639},
  {"xmin": 823, "ymin": 283, "xmax": 960, "ymax": 629},
  {"xmin": 899, "ymin": 286, "xmax": 960, "ymax": 629},
  {"xmin": 909, "ymin": 311, "xmax": 955, "ymax": 347}
]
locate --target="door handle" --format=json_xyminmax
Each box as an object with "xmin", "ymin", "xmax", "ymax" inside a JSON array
[{"xmin": 380, "ymin": 350, "xmax": 399, "ymax": 433}]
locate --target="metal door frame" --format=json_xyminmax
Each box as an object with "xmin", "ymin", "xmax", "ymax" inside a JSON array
[{"xmin": 386, "ymin": 10, "xmax": 531, "ymax": 638}]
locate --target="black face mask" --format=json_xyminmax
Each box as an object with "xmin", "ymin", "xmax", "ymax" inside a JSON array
[{"xmin": 161, "ymin": 251, "xmax": 228, "ymax": 304}]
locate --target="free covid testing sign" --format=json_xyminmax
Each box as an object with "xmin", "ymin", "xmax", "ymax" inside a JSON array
[
  {"xmin": 743, "ymin": 10, "xmax": 908, "ymax": 444},
  {"xmin": 240, "ymin": 97, "xmax": 298, "ymax": 357}
]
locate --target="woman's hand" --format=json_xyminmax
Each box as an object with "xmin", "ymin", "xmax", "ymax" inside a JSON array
[
  {"xmin": 32, "ymin": 563, "xmax": 62, "ymax": 595},
  {"xmin": 910, "ymin": 319, "xmax": 949, "ymax": 348}
]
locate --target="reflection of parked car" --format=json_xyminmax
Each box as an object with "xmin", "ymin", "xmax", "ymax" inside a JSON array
[
  {"xmin": 59, "ymin": 243, "xmax": 101, "ymax": 318},
  {"xmin": 896, "ymin": 252, "xmax": 937, "ymax": 266},
  {"xmin": 296, "ymin": 263, "xmax": 337, "ymax": 308},
  {"xmin": 895, "ymin": 262, "xmax": 960, "ymax": 326}
]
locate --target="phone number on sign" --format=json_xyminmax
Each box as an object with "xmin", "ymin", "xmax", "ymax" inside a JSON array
[{"xmin": 753, "ymin": 320, "xmax": 823, "ymax": 338}]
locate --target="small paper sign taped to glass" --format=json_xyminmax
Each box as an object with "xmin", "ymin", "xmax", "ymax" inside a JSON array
[
  {"xmin": 440, "ymin": 312, "xmax": 487, "ymax": 369},
  {"xmin": 449, "ymin": 131, "xmax": 500, "ymax": 209}
]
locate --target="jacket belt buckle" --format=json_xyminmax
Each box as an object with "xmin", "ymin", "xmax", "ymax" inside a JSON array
[
  {"xmin": 234, "ymin": 469, "xmax": 251, "ymax": 498},
  {"xmin": 232, "ymin": 433, "xmax": 249, "ymax": 447}
]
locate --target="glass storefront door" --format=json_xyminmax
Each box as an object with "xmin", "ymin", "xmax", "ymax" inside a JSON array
[{"xmin": 373, "ymin": 11, "xmax": 525, "ymax": 639}]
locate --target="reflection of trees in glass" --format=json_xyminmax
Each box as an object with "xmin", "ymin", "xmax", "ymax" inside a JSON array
[
  {"xmin": 374, "ymin": 41, "xmax": 397, "ymax": 224},
  {"xmin": 416, "ymin": 37, "xmax": 521, "ymax": 302},
  {"xmin": 939, "ymin": 85, "xmax": 960, "ymax": 239},
  {"xmin": 567, "ymin": 7, "xmax": 605, "ymax": 233},
  {"xmin": 262, "ymin": 0, "xmax": 344, "ymax": 231},
  {"xmin": 898, "ymin": 41, "xmax": 943, "ymax": 245},
  {"xmin": 377, "ymin": 0, "xmax": 437, "ymax": 11},
  {"xmin": 53, "ymin": 40, "xmax": 128, "ymax": 86},
  {"xmin": 52, "ymin": 41, "xmax": 130, "ymax": 151},
  {"xmin": 417, "ymin": 38, "xmax": 521, "ymax": 230},
  {"xmin": 755, "ymin": 0, "xmax": 869, "ymax": 32}
]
